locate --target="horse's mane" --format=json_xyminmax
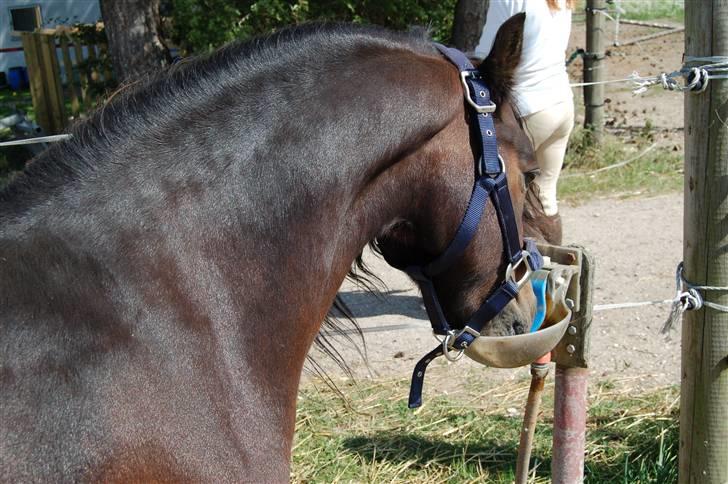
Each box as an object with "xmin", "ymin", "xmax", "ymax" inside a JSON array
[{"xmin": 0, "ymin": 23, "xmax": 435, "ymax": 211}]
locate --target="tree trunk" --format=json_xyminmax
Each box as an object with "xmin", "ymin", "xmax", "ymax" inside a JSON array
[
  {"xmin": 99, "ymin": 0, "xmax": 170, "ymax": 82},
  {"xmin": 451, "ymin": 0, "xmax": 489, "ymax": 53}
]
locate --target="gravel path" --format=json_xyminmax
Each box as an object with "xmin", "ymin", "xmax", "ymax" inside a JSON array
[{"xmin": 305, "ymin": 192, "xmax": 684, "ymax": 390}]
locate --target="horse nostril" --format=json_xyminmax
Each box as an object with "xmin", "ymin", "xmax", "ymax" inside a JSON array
[{"xmin": 512, "ymin": 321, "xmax": 526, "ymax": 335}]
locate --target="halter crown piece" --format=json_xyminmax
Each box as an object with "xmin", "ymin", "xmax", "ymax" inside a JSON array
[{"xmin": 382, "ymin": 44, "xmax": 543, "ymax": 408}]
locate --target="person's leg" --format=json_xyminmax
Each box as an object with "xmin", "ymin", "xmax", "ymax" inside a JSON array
[{"xmin": 522, "ymin": 101, "xmax": 575, "ymax": 216}]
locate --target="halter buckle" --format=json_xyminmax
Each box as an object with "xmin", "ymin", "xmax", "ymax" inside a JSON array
[
  {"xmin": 453, "ymin": 325, "xmax": 480, "ymax": 349},
  {"xmin": 460, "ymin": 71, "xmax": 497, "ymax": 114},
  {"xmin": 505, "ymin": 250, "xmax": 534, "ymax": 290}
]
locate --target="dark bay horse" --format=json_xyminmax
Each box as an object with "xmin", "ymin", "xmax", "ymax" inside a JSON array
[{"xmin": 1, "ymin": 16, "xmax": 545, "ymax": 481}]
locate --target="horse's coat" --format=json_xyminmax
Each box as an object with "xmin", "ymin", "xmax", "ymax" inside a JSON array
[{"xmin": 0, "ymin": 18, "xmax": 550, "ymax": 481}]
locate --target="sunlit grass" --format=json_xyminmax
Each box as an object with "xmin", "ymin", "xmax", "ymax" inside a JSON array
[
  {"xmin": 293, "ymin": 375, "xmax": 679, "ymax": 483},
  {"xmin": 619, "ymin": 0, "xmax": 684, "ymax": 22},
  {"xmin": 558, "ymin": 126, "xmax": 683, "ymax": 202}
]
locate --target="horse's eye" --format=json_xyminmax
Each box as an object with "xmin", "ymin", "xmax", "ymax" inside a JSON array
[{"xmin": 524, "ymin": 169, "xmax": 540, "ymax": 186}]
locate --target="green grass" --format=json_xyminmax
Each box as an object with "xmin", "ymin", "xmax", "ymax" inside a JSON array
[
  {"xmin": 292, "ymin": 375, "xmax": 679, "ymax": 483},
  {"xmin": 0, "ymin": 88, "xmax": 34, "ymax": 120},
  {"xmin": 0, "ymin": 88, "xmax": 36, "ymax": 183},
  {"xmin": 619, "ymin": 0, "xmax": 684, "ymax": 22},
  {"xmin": 0, "ymin": 90, "xmax": 26, "ymax": 181},
  {"xmin": 558, "ymin": 126, "xmax": 683, "ymax": 202}
]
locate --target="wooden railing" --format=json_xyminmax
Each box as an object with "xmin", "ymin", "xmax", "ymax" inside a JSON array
[{"xmin": 20, "ymin": 24, "xmax": 114, "ymax": 134}]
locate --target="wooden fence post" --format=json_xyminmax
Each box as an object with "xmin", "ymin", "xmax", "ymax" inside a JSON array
[
  {"xmin": 681, "ymin": 1, "xmax": 728, "ymax": 483},
  {"xmin": 59, "ymin": 34, "xmax": 80, "ymax": 117},
  {"xmin": 21, "ymin": 25, "xmax": 113, "ymax": 130},
  {"xmin": 21, "ymin": 31, "xmax": 66, "ymax": 134},
  {"xmin": 584, "ymin": 0, "xmax": 606, "ymax": 141}
]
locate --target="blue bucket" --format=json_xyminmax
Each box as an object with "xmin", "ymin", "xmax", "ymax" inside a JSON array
[{"xmin": 8, "ymin": 66, "xmax": 28, "ymax": 90}]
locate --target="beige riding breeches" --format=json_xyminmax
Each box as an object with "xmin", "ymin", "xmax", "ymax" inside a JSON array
[{"xmin": 522, "ymin": 100, "xmax": 575, "ymax": 216}]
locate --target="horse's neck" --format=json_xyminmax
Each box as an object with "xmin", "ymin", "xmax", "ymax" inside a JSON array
[
  {"xmin": 0, "ymin": 49, "xmax": 474, "ymax": 477},
  {"xmin": 1, "ymin": 52, "xmax": 466, "ymax": 455},
  {"xmin": 6, "ymin": 48, "xmax": 466, "ymax": 363}
]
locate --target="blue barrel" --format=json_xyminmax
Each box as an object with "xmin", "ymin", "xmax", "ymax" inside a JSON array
[{"xmin": 8, "ymin": 66, "xmax": 28, "ymax": 90}]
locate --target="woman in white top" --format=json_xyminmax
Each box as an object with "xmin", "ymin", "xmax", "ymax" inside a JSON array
[{"xmin": 475, "ymin": 0, "xmax": 575, "ymax": 218}]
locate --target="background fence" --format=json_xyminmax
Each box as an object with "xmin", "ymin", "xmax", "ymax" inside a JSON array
[{"xmin": 20, "ymin": 24, "xmax": 114, "ymax": 135}]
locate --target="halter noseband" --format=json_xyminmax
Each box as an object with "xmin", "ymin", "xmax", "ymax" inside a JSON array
[{"xmin": 384, "ymin": 44, "xmax": 543, "ymax": 408}]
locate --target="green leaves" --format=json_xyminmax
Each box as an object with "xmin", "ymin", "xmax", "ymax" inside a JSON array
[
  {"xmin": 171, "ymin": 0, "xmax": 243, "ymax": 52},
  {"xmin": 169, "ymin": 0, "xmax": 457, "ymax": 54}
]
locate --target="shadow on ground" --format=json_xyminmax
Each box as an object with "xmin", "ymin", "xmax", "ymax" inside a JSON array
[
  {"xmin": 341, "ymin": 424, "xmax": 678, "ymax": 483},
  {"xmin": 342, "ymin": 431, "xmax": 525, "ymax": 478},
  {"xmin": 334, "ymin": 289, "xmax": 427, "ymax": 320}
]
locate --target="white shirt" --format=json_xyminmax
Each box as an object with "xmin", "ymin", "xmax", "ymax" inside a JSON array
[{"xmin": 474, "ymin": 0, "xmax": 573, "ymax": 116}]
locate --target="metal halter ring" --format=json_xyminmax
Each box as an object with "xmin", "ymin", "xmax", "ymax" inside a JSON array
[
  {"xmin": 478, "ymin": 153, "xmax": 507, "ymax": 178},
  {"xmin": 505, "ymin": 250, "xmax": 534, "ymax": 290},
  {"xmin": 442, "ymin": 331, "xmax": 465, "ymax": 362}
]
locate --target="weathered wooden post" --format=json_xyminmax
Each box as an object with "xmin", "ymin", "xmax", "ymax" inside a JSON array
[
  {"xmin": 584, "ymin": 0, "xmax": 606, "ymax": 141},
  {"xmin": 58, "ymin": 33, "xmax": 81, "ymax": 117},
  {"xmin": 681, "ymin": 2, "xmax": 728, "ymax": 483},
  {"xmin": 21, "ymin": 31, "xmax": 66, "ymax": 134}
]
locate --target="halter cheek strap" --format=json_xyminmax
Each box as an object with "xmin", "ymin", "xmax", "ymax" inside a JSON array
[{"xmin": 383, "ymin": 44, "xmax": 543, "ymax": 408}]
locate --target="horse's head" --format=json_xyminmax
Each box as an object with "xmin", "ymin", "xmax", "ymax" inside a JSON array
[{"xmin": 376, "ymin": 13, "xmax": 543, "ymax": 338}]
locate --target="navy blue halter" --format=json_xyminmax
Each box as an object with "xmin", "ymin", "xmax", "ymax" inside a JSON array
[{"xmin": 384, "ymin": 44, "xmax": 543, "ymax": 408}]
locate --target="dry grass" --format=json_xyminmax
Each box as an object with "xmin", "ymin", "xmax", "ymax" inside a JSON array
[{"xmin": 293, "ymin": 373, "xmax": 679, "ymax": 483}]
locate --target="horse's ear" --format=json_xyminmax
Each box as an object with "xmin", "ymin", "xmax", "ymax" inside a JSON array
[{"xmin": 479, "ymin": 12, "xmax": 526, "ymax": 105}]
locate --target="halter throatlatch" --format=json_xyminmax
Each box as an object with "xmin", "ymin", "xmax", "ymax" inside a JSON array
[{"xmin": 385, "ymin": 44, "xmax": 543, "ymax": 408}]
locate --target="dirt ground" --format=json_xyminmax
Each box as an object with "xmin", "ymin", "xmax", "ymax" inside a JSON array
[
  {"xmin": 568, "ymin": 18, "xmax": 685, "ymax": 141},
  {"xmin": 305, "ymin": 192, "xmax": 683, "ymax": 390},
  {"xmin": 304, "ymin": 21, "xmax": 687, "ymax": 391}
]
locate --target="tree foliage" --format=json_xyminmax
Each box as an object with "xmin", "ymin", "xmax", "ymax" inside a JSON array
[{"xmin": 170, "ymin": 0, "xmax": 457, "ymax": 54}]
